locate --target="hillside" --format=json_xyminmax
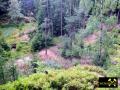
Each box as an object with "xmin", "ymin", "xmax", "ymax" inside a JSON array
[{"xmin": 0, "ymin": 0, "xmax": 120, "ymax": 90}]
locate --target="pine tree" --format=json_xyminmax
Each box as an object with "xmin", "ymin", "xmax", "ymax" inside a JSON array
[
  {"xmin": 41, "ymin": 18, "xmax": 53, "ymax": 55},
  {"xmin": 0, "ymin": 36, "xmax": 10, "ymax": 84},
  {"xmin": 8, "ymin": 0, "xmax": 23, "ymax": 23},
  {"xmin": 20, "ymin": 0, "xmax": 35, "ymax": 16},
  {"xmin": 0, "ymin": 0, "xmax": 9, "ymax": 17},
  {"xmin": 60, "ymin": 0, "xmax": 63, "ymax": 36},
  {"xmin": 31, "ymin": 0, "xmax": 53, "ymax": 52}
]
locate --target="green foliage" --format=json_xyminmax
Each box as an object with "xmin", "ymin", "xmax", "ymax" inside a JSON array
[
  {"xmin": 105, "ymin": 15, "xmax": 117, "ymax": 26},
  {"xmin": 62, "ymin": 31, "xmax": 85, "ymax": 58},
  {"xmin": 62, "ymin": 17, "xmax": 99, "ymax": 58},
  {"xmin": 43, "ymin": 60, "xmax": 62, "ymax": 69},
  {"xmin": 31, "ymin": 32, "xmax": 53, "ymax": 52},
  {"xmin": 79, "ymin": 65, "xmax": 107, "ymax": 76},
  {"xmin": 93, "ymin": 51, "xmax": 110, "ymax": 69},
  {"xmin": 0, "ymin": 41, "xmax": 31, "ymax": 60},
  {"xmin": 16, "ymin": 22, "xmax": 25, "ymax": 31},
  {"xmin": 79, "ymin": 0, "xmax": 93, "ymax": 15},
  {"xmin": 0, "ymin": 25, "xmax": 17, "ymax": 37},
  {"xmin": 36, "ymin": 60, "xmax": 62, "ymax": 73},
  {"xmin": 0, "ymin": 0, "xmax": 9, "ymax": 16},
  {"xmin": 83, "ymin": 16, "xmax": 100, "ymax": 37},
  {"xmin": 0, "ymin": 22, "xmax": 36, "ymax": 39},
  {"xmin": 36, "ymin": 0, "xmax": 67, "ymax": 36},
  {"xmin": 62, "ymin": 49, "xmax": 74, "ymax": 58},
  {"xmin": 92, "ymin": 0, "xmax": 120, "ymax": 15},
  {"xmin": 0, "ymin": 37, "xmax": 10, "ymax": 65},
  {"xmin": 2, "ymin": 61, "xmax": 18, "ymax": 83},
  {"xmin": 107, "ymin": 63, "xmax": 120, "ymax": 77},
  {"xmin": 8, "ymin": 0, "xmax": 23, "ymax": 22},
  {"xmin": 32, "ymin": 1, "xmax": 53, "ymax": 52},
  {"xmin": 0, "ymin": 65, "xmax": 106, "ymax": 90},
  {"xmin": 93, "ymin": 33, "xmax": 111, "ymax": 68},
  {"xmin": 16, "ymin": 42, "xmax": 31, "ymax": 53},
  {"xmin": 62, "ymin": 15, "xmax": 100, "ymax": 58},
  {"xmin": 0, "ymin": 36, "xmax": 11, "ymax": 84},
  {"xmin": 1, "ymin": 0, "xmax": 120, "ymax": 88}
]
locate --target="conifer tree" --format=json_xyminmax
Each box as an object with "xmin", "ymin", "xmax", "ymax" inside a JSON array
[
  {"xmin": 0, "ymin": 0, "xmax": 9, "ymax": 17},
  {"xmin": 0, "ymin": 36, "xmax": 10, "ymax": 84},
  {"xmin": 41, "ymin": 18, "xmax": 53, "ymax": 55},
  {"xmin": 8, "ymin": 0, "xmax": 23, "ymax": 23}
]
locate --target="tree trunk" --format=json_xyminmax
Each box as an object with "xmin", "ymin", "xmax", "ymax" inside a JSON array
[
  {"xmin": 45, "ymin": 28, "xmax": 48, "ymax": 56},
  {"xmin": 61, "ymin": 0, "xmax": 63, "ymax": 36},
  {"xmin": 117, "ymin": 9, "xmax": 120, "ymax": 24},
  {"xmin": 0, "ymin": 66, "xmax": 5, "ymax": 84},
  {"xmin": 99, "ymin": 0, "xmax": 103, "ymax": 65}
]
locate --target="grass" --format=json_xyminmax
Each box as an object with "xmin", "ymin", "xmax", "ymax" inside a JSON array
[
  {"xmin": 0, "ymin": 25, "xmax": 17, "ymax": 37},
  {"xmin": 0, "ymin": 22, "xmax": 37, "ymax": 37},
  {"xmin": 0, "ymin": 22, "xmax": 36, "ymax": 59},
  {"xmin": 21, "ymin": 22, "xmax": 37, "ymax": 32},
  {"xmin": 53, "ymin": 37, "xmax": 62, "ymax": 45},
  {"xmin": 7, "ymin": 43, "xmax": 31, "ymax": 60}
]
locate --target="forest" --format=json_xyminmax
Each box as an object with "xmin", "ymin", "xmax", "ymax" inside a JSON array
[{"xmin": 0, "ymin": 0, "xmax": 120, "ymax": 90}]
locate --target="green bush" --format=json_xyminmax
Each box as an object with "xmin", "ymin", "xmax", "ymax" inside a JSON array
[
  {"xmin": 31, "ymin": 32, "xmax": 53, "ymax": 52},
  {"xmin": 107, "ymin": 63, "xmax": 120, "ymax": 77},
  {"xmin": 0, "ymin": 65, "xmax": 106, "ymax": 90},
  {"xmin": 16, "ymin": 42, "xmax": 31, "ymax": 53},
  {"xmin": 105, "ymin": 15, "xmax": 117, "ymax": 26},
  {"xmin": 61, "ymin": 33, "xmax": 85, "ymax": 58},
  {"xmin": 16, "ymin": 22, "xmax": 25, "ymax": 31},
  {"xmin": 34, "ymin": 60, "xmax": 62, "ymax": 73},
  {"xmin": 83, "ymin": 16, "xmax": 100, "ymax": 37},
  {"xmin": 8, "ymin": 42, "xmax": 31, "ymax": 59},
  {"xmin": 93, "ymin": 51, "xmax": 110, "ymax": 69}
]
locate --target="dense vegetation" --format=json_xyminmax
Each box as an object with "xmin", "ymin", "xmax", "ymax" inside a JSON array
[
  {"xmin": 0, "ymin": 0, "xmax": 120, "ymax": 90},
  {"xmin": 0, "ymin": 65, "xmax": 107, "ymax": 90}
]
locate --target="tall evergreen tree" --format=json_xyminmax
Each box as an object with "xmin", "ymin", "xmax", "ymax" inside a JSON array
[
  {"xmin": 0, "ymin": 36, "xmax": 10, "ymax": 84},
  {"xmin": 31, "ymin": 0, "xmax": 53, "ymax": 52},
  {"xmin": 20, "ymin": 0, "xmax": 35, "ymax": 16},
  {"xmin": 0, "ymin": 0, "xmax": 9, "ymax": 17},
  {"xmin": 41, "ymin": 18, "xmax": 53, "ymax": 55},
  {"xmin": 8, "ymin": 0, "xmax": 23, "ymax": 23}
]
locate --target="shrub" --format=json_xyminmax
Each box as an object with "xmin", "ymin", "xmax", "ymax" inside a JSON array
[
  {"xmin": 83, "ymin": 16, "xmax": 100, "ymax": 37},
  {"xmin": 43, "ymin": 60, "xmax": 62, "ymax": 69},
  {"xmin": 93, "ymin": 51, "xmax": 110, "ymax": 69},
  {"xmin": 0, "ymin": 65, "xmax": 106, "ymax": 90},
  {"xmin": 31, "ymin": 32, "xmax": 53, "ymax": 52},
  {"xmin": 16, "ymin": 42, "xmax": 31, "ymax": 52},
  {"xmin": 36, "ymin": 60, "xmax": 62, "ymax": 73},
  {"xmin": 16, "ymin": 22, "xmax": 25, "ymax": 31},
  {"xmin": 107, "ymin": 63, "xmax": 120, "ymax": 77},
  {"xmin": 105, "ymin": 15, "xmax": 117, "ymax": 26},
  {"xmin": 61, "ymin": 33, "xmax": 84, "ymax": 58}
]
